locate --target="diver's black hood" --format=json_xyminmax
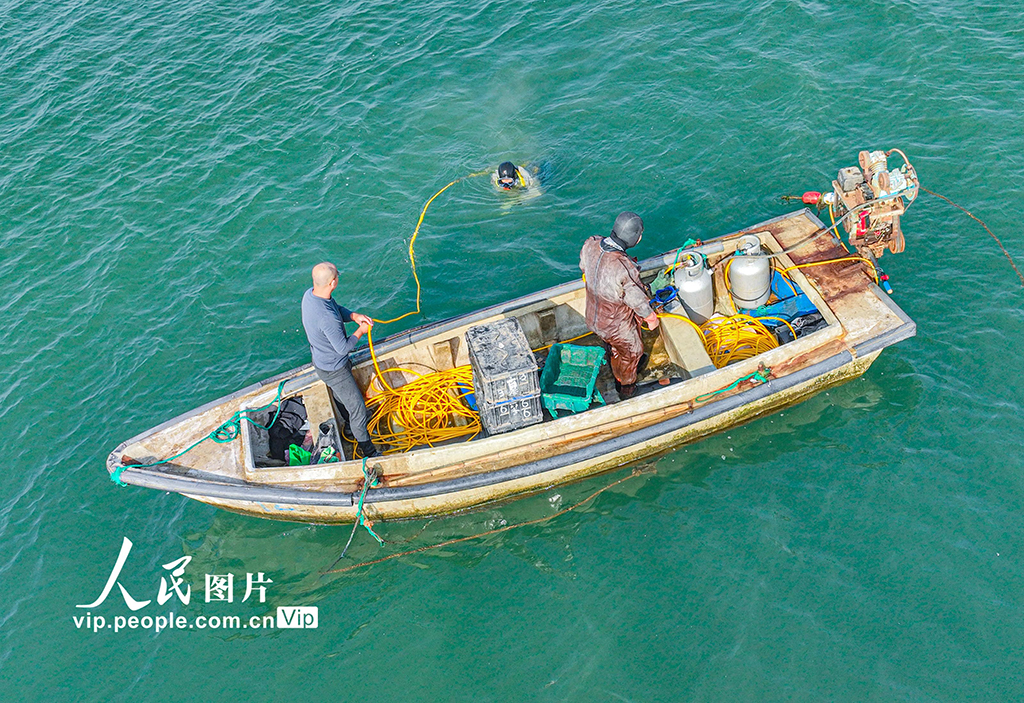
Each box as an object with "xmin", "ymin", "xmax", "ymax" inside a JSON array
[
  {"xmin": 497, "ymin": 162, "xmax": 517, "ymax": 180},
  {"xmin": 610, "ymin": 211, "xmax": 644, "ymax": 249}
]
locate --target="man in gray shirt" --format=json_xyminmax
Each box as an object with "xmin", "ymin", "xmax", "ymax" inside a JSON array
[{"xmin": 301, "ymin": 262, "xmax": 382, "ymax": 458}]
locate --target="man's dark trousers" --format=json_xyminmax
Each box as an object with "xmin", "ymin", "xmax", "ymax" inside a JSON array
[{"xmin": 315, "ymin": 365, "xmax": 371, "ymax": 443}]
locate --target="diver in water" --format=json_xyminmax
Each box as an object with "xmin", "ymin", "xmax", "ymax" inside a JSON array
[
  {"xmin": 492, "ymin": 161, "xmax": 544, "ymax": 210},
  {"xmin": 492, "ymin": 161, "xmax": 536, "ymax": 190}
]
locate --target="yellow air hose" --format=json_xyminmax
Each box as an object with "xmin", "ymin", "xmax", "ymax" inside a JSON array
[
  {"xmin": 356, "ymin": 168, "xmax": 554, "ymax": 456},
  {"xmin": 697, "ymin": 314, "xmax": 780, "ymax": 368},
  {"xmin": 373, "ymin": 177, "xmax": 466, "ymax": 326},
  {"xmin": 657, "ymin": 312, "xmax": 793, "ymax": 369},
  {"xmin": 778, "ymin": 255, "xmax": 879, "ymax": 284},
  {"xmin": 360, "ymin": 326, "xmax": 482, "ymax": 454},
  {"xmin": 355, "ymin": 174, "xmax": 486, "ymax": 455}
]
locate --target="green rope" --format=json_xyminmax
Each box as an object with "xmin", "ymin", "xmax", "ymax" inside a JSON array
[
  {"xmin": 668, "ymin": 238, "xmax": 701, "ymax": 270},
  {"xmin": 329, "ymin": 458, "xmax": 386, "ymax": 568},
  {"xmin": 111, "ymin": 380, "xmax": 289, "ymax": 483},
  {"xmin": 694, "ymin": 366, "xmax": 772, "ymax": 404},
  {"xmin": 356, "ymin": 458, "xmax": 385, "ymax": 546},
  {"xmin": 110, "ymin": 465, "xmax": 127, "ymax": 487}
]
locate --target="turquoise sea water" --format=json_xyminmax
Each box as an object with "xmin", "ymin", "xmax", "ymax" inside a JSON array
[{"xmin": 3, "ymin": 1, "xmax": 1024, "ymax": 699}]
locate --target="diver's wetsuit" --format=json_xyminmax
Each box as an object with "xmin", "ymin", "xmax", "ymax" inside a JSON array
[{"xmin": 579, "ymin": 235, "xmax": 654, "ymax": 386}]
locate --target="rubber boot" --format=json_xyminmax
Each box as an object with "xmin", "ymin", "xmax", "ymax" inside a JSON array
[
  {"xmin": 358, "ymin": 441, "xmax": 383, "ymax": 458},
  {"xmin": 636, "ymin": 352, "xmax": 650, "ymax": 378}
]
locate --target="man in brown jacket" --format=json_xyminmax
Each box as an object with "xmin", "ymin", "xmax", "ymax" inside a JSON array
[{"xmin": 579, "ymin": 212, "xmax": 659, "ymax": 398}]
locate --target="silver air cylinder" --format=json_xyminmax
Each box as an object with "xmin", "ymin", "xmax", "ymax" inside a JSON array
[
  {"xmin": 729, "ymin": 234, "xmax": 770, "ymax": 309},
  {"xmin": 674, "ymin": 252, "xmax": 714, "ymax": 323}
]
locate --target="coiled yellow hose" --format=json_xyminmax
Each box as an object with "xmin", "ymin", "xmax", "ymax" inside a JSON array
[
  {"xmin": 657, "ymin": 312, "xmax": 794, "ymax": 369},
  {"xmin": 699, "ymin": 315, "xmax": 782, "ymax": 367},
  {"xmin": 364, "ymin": 347, "xmax": 481, "ymax": 454}
]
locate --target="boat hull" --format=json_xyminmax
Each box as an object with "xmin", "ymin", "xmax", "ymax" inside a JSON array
[{"xmin": 184, "ymin": 349, "xmax": 881, "ymax": 524}]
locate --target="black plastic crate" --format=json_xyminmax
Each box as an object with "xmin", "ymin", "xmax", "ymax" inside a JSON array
[
  {"xmin": 478, "ymin": 395, "xmax": 544, "ymax": 435},
  {"xmin": 466, "ymin": 318, "xmax": 540, "ymax": 406}
]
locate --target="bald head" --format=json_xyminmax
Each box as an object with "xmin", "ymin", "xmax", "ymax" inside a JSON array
[{"xmin": 312, "ymin": 262, "xmax": 338, "ymax": 287}]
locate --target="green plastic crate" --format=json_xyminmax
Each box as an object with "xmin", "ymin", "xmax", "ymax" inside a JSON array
[{"xmin": 540, "ymin": 343, "xmax": 606, "ymax": 415}]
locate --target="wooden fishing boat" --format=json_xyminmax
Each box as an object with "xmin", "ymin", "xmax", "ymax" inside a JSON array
[{"xmin": 107, "ymin": 207, "xmax": 915, "ymax": 524}]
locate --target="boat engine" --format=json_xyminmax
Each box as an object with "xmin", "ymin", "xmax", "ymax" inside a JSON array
[{"xmin": 820, "ymin": 148, "xmax": 919, "ymax": 259}]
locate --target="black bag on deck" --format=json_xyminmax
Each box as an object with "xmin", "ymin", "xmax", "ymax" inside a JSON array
[{"xmin": 268, "ymin": 397, "xmax": 307, "ymax": 461}]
